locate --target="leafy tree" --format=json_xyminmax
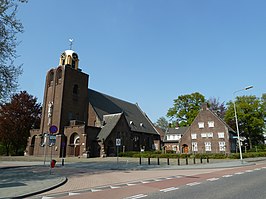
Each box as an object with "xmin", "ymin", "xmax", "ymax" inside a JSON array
[
  {"xmin": 207, "ymin": 97, "xmax": 227, "ymax": 119},
  {"xmin": 224, "ymin": 95, "xmax": 265, "ymax": 149},
  {"xmin": 0, "ymin": 0, "xmax": 27, "ymax": 103},
  {"xmin": 155, "ymin": 116, "xmax": 169, "ymax": 132},
  {"xmin": 0, "ymin": 91, "xmax": 41, "ymax": 155},
  {"xmin": 167, "ymin": 92, "xmax": 205, "ymax": 127}
]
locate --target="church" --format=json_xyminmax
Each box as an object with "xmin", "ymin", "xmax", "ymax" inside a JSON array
[{"xmin": 25, "ymin": 49, "xmax": 160, "ymax": 158}]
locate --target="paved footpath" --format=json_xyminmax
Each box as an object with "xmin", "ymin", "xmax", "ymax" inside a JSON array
[{"xmin": 0, "ymin": 157, "xmax": 264, "ymax": 199}]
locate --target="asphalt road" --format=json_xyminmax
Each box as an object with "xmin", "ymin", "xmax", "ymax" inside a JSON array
[
  {"xmin": 49, "ymin": 161, "xmax": 266, "ymax": 199},
  {"xmin": 146, "ymin": 166, "xmax": 266, "ymax": 199}
]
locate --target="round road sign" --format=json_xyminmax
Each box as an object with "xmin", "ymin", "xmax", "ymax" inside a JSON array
[{"xmin": 49, "ymin": 125, "xmax": 58, "ymax": 134}]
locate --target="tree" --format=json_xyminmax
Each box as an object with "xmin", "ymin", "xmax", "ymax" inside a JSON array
[
  {"xmin": 155, "ymin": 116, "xmax": 169, "ymax": 132},
  {"xmin": 224, "ymin": 95, "xmax": 265, "ymax": 149},
  {"xmin": 207, "ymin": 97, "xmax": 227, "ymax": 119},
  {"xmin": 0, "ymin": 91, "xmax": 41, "ymax": 155},
  {"xmin": 167, "ymin": 92, "xmax": 205, "ymax": 127},
  {"xmin": 0, "ymin": 0, "xmax": 27, "ymax": 103}
]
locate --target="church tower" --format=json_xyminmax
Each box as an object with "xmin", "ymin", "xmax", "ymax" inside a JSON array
[{"xmin": 39, "ymin": 49, "xmax": 89, "ymax": 135}]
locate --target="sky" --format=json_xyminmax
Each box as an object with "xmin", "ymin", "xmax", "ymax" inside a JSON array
[{"xmin": 15, "ymin": 0, "xmax": 266, "ymax": 123}]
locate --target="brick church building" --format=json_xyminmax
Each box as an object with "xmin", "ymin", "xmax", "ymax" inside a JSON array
[{"xmin": 25, "ymin": 49, "xmax": 160, "ymax": 158}]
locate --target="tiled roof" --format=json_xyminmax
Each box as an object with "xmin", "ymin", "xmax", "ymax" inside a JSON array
[{"xmin": 88, "ymin": 89, "xmax": 159, "ymax": 135}]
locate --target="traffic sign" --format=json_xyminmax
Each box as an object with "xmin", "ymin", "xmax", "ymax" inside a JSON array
[
  {"xmin": 116, "ymin": 138, "xmax": 121, "ymax": 146},
  {"xmin": 49, "ymin": 125, "xmax": 58, "ymax": 134}
]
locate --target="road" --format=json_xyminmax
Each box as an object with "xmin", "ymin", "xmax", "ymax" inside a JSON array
[
  {"xmin": 46, "ymin": 162, "xmax": 266, "ymax": 199},
  {"xmin": 147, "ymin": 164, "xmax": 266, "ymax": 199}
]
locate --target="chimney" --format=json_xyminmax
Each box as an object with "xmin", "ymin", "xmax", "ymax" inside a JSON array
[{"xmin": 202, "ymin": 103, "xmax": 208, "ymax": 111}]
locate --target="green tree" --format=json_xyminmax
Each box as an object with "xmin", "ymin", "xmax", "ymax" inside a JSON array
[
  {"xmin": 155, "ymin": 116, "xmax": 169, "ymax": 132},
  {"xmin": 167, "ymin": 92, "xmax": 205, "ymax": 127},
  {"xmin": 0, "ymin": 91, "xmax": 41, "ymax": 155},
  {"xmin": 0, "ymin": 0, "xmax": 27, "ymax": 103},
  {"xmin": 224, "ymin": 95, "xmax": 265, "ymax": 149}
]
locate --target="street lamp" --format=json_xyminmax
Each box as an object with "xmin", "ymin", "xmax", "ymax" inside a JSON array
[{"xmin": 233, "ymin": 85, "xmax": 253, "ymax": 163}]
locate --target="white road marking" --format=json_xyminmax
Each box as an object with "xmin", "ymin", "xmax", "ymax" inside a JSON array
[
  {"xmin": 91, "ymin": 189, "xmax": 102, "ymax": 192},
  {"xmin": 254, "ymin": 168, "xmax": 261, "ymax": 171},
  {"xmin": 42, "ymin": 197, "xmax": 54, "ymax": 199},
  {"xmin": 127, "ymin": 183, "xmax": 137, "ymax": 186},
  {"xmin": 223, "ymin": 174, "xmax": 233, "ymax": 178},
  {"xmin": 160, "ymin": 187, "xmax": 179, "ymax": 192},
  {"xmin": 235, "ymin": 172, "xmax": 244, "ymax": 175},
  {"xmin": 245, "ymin": 170, "xmax": 254, "ymax": 173},
  {"xmin": 141, "ymin": 181, "xmax": 150, "ymax": 184},
  {"xmin": 207, "ymin": 178, "xmax": 219, "ymax": 181},
  {"xmin": 124, "ymin": 194, "xmax": 148, "ymax": 199},
  {"xmin": 187, "ymin": 182, "xmax": 201, "ymax": 186},
  {"xmin": 69, "ymin": 192, "xmax": 80, "ymax": 196},
  {"xmin": 110, "ymin": 185, "xmax": 120, "ymax": 189}
]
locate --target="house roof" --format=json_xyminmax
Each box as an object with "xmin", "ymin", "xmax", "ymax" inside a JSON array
[
  {"xmin": 166, "ymin": 127, "xmax": 189, "ymax": 135},
  {"xmin": 97, "ymin": 113, "xmax": 123, "ymax": 140},
  {"xmin": 88, "ymin": 89, "xmax": 159, "ymax": 135},
  {"xmin": 163, "ymin": 127, "xmax": 188, "ymax": 143}
]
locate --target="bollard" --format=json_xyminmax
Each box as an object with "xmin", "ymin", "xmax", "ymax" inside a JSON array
[
  {"xmin": 177, "ymin": 157, "xmax": 180, "ymax": 165},
  {"xmin": 200, "ymin": 157, "xmax": 203, "ymax": 164},
  {"xmin": 61, "ymin": 158, "xmax": 64, "ymax": 166},
  {"xmin": 148, "ymin": 157, "xmax": 151, "ymax": 165},
  {"xmin": 157, "ymin": 157, "xmax": 160, "ymax": 165},
  {"xmin": 167, "ymin": 158, "xmax": 170, "ymax": 165},
  {"xmin": 186, "ymin": 156, "xmax": 188, "ymax": 165},
  {"xmin": 207, "ymin": 157, "xmax": 209, "ymax": 163},
  {"xmin": 193, "ymin": 157, "xmax": 196, "ymax": 164},
  {"xmin": 139, "ymin": 156, "xmax": 142, "ymax": 165}
]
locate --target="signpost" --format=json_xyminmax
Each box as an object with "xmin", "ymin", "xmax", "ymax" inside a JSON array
[
  {"xmin": 49, "ymin": 125, "xmax": 58, "ymax": 174},
  {"xmin": 116, "ymin": 138, "xmax": 121, "ymax": 164}
]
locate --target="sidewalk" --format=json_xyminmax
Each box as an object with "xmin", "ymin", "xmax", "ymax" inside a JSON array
[{"xmin": 0, "ymin": 157, "xmax": 263, "ymax": 199}]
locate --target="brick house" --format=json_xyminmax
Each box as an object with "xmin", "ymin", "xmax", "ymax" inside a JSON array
[
  {"xmin": 25, "ymin": 49, "xmax": 160, "ymax": 158},
  {"xmin": 180, "ymin": 104, "xmax": 237, "ymax": 154},
  {"xmin": 163, "ymin": 127, "xmax": 188, "ymax": 153}
]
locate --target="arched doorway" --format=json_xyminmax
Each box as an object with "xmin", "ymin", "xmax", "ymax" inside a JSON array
[
  {"xmin": 182, "ymin": 144, "xmax": 189, "ymax": 154},
  {"xmin": 69, "ymin": 133, "xmax": 80, "ymax": 157}
]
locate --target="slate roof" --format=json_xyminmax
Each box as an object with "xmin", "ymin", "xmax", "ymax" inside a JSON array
[
  {"xmin": 97, "ymin": 113, "xmax": 123, "ymax": 140},
  {"xmin": 88, "ymin": 89, "xmax": 159, "ymax": 135}
]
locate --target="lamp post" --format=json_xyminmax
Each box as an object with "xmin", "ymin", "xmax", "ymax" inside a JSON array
[{"xmin": 233, "ymin": 85, "xmax": 253, "ymax": 163}]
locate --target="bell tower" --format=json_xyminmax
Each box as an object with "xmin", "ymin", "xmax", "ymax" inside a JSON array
[{"xmin": 39, "ymin": 49, "xmax": 89, "ymax": 135}]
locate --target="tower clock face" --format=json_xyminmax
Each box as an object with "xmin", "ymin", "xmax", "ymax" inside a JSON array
[{"xmin": 72, "ymin": 53, "xmax": 78, "ymax": 60}]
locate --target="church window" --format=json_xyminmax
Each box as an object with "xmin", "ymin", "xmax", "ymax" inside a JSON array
[
  {"xmin": 72, "ymin": 60, "xmax": 76, "ymax": 69},
  {"xmin": 56, "ymin": 68, "xmax": 62, "ymax": 84},
  {"xmin": 48, "ymin": 71, "xmax": 54, "ymax": 87},
  {"xmin": 73, "ymin": 84, "xmax": 78, "ymax": 95}
]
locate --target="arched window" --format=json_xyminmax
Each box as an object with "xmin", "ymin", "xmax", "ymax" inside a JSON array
[
  {"xmin": 56, "ymin": 68, "xmax": 62, "ymax": 84},
  {"xmin": 48, "ymin": 71, "xmax": 54, "ymax": 87}
]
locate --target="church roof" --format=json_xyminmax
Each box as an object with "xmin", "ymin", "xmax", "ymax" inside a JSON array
[
  {"xmin": 98, "ymin": 113, "xmax": 123, "ymax": 140},
  {"xmin": 88, "ymin": 89, "xmax": 159, "ymax": 135}
]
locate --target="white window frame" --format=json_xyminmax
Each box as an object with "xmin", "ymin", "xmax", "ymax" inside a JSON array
[
  {"xmin": 207, "ymin": 132, "xmax": 213, "ymax": 138},
  {"xmin": 219, "ymin": 141, "xmax": 226, "ymax": 151},
  {"xmin": 191, "ymin": 133, "xmax": 197, "ymax": 139},
  {"xmin": 201, "ymin": 133, "xmax": 207, "ymax": 138},
  {"xmin": 205, "ymin": 142, "xmax": 212, "ymax": 152},
  {"xmin": 208, "ymin": 121, "xmax": 214, "ymax": 128},
  {"xmin": 198, "ymin": 122, "xmax": 204, "ymax": 129},
  {"xmin": 192, "ymin": 142, "xmax": 198, "ymax": 152},
  {"xmin": 218, "ymin": 132, "xmax": 225, "ymax": 138}
]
